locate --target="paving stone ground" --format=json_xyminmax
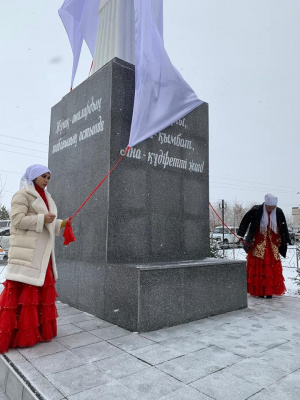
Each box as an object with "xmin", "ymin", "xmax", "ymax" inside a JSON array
[{"xmin": 1, "ymin": 295, "xmax": 300, "ymax": 399}]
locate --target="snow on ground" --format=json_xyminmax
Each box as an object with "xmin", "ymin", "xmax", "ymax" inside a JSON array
[
  {"xmin": 0, "ymin": 245, "xmax": 299, "ymax": 298},
  {"xmin": 283, "ymin": 265, "xmax": 300, "ymax": 298}
]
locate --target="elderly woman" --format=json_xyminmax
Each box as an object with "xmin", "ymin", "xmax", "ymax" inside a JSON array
[
  {"xmin": 237, "ymin": 193, "xmax": 290, "ymax": 299},
  {"xmin": 0, "ymin": 165, "xmax": 70, "ymax": 353}
]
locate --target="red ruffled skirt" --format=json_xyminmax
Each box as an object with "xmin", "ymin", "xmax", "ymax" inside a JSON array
[
  {"xmin": 247, "ymin": 238, "xmax": 286, "ymax": 297},
  {"xmin": 0, "ymin": 261, "xmax": 58, "ymax": 353}
]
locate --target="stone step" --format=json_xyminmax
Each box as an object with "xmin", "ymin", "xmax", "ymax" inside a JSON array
[{"xmin": 0, "ymin": 355, "xmax": 42, "ymax": 400}]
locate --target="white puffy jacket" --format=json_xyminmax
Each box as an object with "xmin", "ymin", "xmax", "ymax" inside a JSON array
[{"xmin": 6, "ymin": 183, "xmax": 62, "ymax": 286}]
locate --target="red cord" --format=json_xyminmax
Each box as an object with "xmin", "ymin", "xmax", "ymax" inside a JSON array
[
  {"xmin": 209, "ymin": 202, "xmax": 250, "ymax": 247},
  {"xmin": 63, "ymin": 146, "xmax": 130, "ymax": 245},
  {"xmin": 89, "ymin": 61, "xmax": 94, "ymax": 76},
  {"xmin": 73, "ymin": 146, "xmax": 130, "ymax": 218}
]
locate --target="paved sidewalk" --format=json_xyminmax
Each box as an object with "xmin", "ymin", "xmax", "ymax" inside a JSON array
[{"xmin": 1, "ymin": 295, "xmax": 300, "ymax": 399}]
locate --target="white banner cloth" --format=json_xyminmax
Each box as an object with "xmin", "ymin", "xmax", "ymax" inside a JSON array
[
  {"xmin": 58, "ymin": 0, "xmax": 100, "ymax": 88},
  {"xmin": 128, "ymin": 0, "xmax": 203, "ymax": 148}
]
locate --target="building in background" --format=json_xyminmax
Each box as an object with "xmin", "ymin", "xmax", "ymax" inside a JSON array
[{"xmin": 292, "ymin": 207, "xmax": 300, "ymax": 228}]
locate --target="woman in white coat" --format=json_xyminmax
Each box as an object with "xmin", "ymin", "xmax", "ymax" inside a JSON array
[{"xmin": 0, "ymin": 165, "xmax": 70, "ymax": 353}]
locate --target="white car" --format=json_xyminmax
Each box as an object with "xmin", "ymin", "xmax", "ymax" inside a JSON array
[
  {"xmin": 0, "ymin": 228, "xmax": 9, "ymax": 253},
  {"xmin": 0, "ymin": 246, "xmax": 6, "ymax": 261},
  {"xmin": 0, "ymin": 220, "xmax": 10, "ymax": 234},
  {"xmin": 211, "ymin": 226, "xmax": 241, "ymax": 248}
]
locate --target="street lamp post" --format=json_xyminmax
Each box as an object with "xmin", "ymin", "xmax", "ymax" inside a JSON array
[{"xmin": 219, "ymin": 199, "xmax": 227, "ymax": 256}]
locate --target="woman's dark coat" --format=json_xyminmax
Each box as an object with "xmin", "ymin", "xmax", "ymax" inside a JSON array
[{"xmin": 237, "ymin": 204, "xmax": 291, "ymax": 258}]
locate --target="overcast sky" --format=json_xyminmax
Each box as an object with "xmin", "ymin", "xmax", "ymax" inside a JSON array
[{"xmin": 0, "ymin": 0, "xmax": 300, "ymax": 218}]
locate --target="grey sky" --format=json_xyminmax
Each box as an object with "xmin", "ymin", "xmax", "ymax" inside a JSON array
[{"xmin": 0, "ymin": 0, "xmax": 299, "ymax": 218}]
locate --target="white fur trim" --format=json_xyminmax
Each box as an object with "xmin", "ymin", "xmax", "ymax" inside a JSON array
[{"xmin": 36, "ymin": 214, "xmax": 44, "ymax": 233}]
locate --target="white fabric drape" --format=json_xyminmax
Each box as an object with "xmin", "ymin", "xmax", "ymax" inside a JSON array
[
  {"xmin": 59, "ymin": 0, "xmax": 203, "ymax": 149},
  {"xmin": 59, "ymin": 0, "xmax": 99, "ymax": 88},
  {"xmin": 128, "ymin": 0, "xmax": 202, "ymax": 148}
]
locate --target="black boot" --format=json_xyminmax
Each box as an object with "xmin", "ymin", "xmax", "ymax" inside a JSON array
[{"xmin": 266, "ymin": 295, "xmax": 272, "ymax": 299}]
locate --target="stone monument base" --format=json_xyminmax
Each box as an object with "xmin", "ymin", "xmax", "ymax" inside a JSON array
[
  {"xmin": 50, "ymin": 57, "xmax": 247, "ymax": 333},
  {"xmin": 57, "ymin": 259, "xmax": 247, "ymax": 332}
]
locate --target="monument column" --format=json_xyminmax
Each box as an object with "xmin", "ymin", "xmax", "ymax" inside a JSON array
[
  {"xmin": 92, "ymin": 0, "xmax": 135, "ymax": 73},
  {"xmin": 91, "ymin": 0, "xmax": 164, "ymax": 73}
]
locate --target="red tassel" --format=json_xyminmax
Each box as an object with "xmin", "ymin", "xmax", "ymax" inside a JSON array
[{"xmin": 63, "ymin": 220, "xmax": 76, "ymax": 246}]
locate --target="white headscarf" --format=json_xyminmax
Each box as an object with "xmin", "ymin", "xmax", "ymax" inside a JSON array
[
  {"xmin": 19, "ymin": 165, "xmax": 51, "ymax": 189},
  {"xmin": 260, "ymin": 193, "xmax": 278, "ymax": 233},
  {"xmin": 264, "ymin": 193, "xmax": 278, "ymax": 206}
]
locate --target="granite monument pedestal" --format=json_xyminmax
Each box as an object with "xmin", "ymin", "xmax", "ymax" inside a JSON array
[{"xmin": 49, "ymin": 58, "xmax": 247, "ymax": 332}]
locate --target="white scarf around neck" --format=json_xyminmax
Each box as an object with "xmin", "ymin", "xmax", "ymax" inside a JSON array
[{"xmin": 260, "ymin": 204, "xmax": 277, "ymax": 234}]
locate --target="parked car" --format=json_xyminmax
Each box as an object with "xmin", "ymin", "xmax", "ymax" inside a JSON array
[
  {"xmin": 211, "ymin": 226, "xmax": 241, "ymax": 248},
  {"xmin": 295, "ymin": 231, "xmax": 300, "ymax": 242},
  {"xmin": 0, "ymin": 246, "xmax": 6, "ymax": 261},
  {"xmin": 288, "ymin": 229, "xmax": 295, "ymax": 245},
  {"xmin": 0, "ymin": 228, "xmax": 9, "ymax": 253},
  {"xmin": 0, "ymin": 220, "xmax": 10, "ymax": 234}
]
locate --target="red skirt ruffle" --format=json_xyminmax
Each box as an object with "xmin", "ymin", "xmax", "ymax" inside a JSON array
[
  {"xmin": 247, "ymin": 239, "xmax": 286, "ymax": 297},
  {"xmin": 0, "ymin": 261, "xmax": 58, "ymax": 353}
]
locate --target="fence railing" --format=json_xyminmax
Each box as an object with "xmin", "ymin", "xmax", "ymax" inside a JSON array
[
  {"xmin": 291, "ymin": 243, "xmax": 300, "ymax": 272},
  {"xmin": 212, "ymin": 240, "xmax": 300, "ymax": 273}
]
